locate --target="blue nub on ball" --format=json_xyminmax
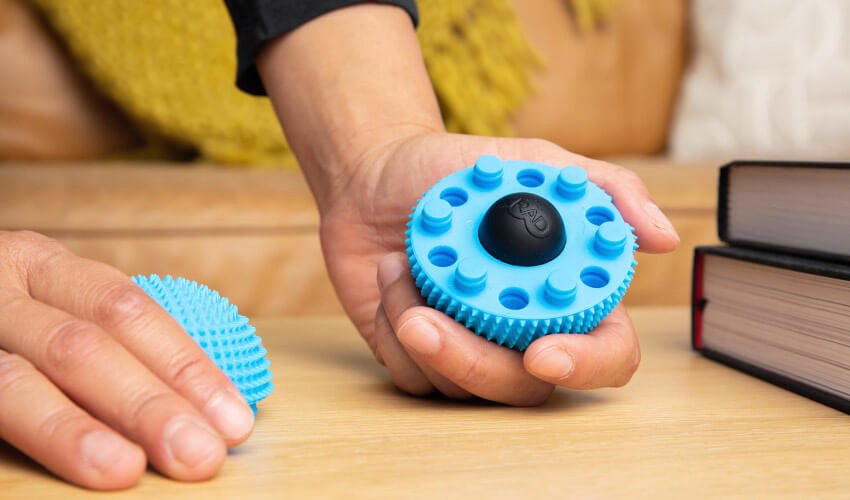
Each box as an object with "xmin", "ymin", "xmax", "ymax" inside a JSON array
[
  {"xmin": 406, "ymin": 155, "xmax": 638, "ymax": 351},
  {"xmin": 132, "ymin": 274, "xmax": 273, "ymax": 414}
]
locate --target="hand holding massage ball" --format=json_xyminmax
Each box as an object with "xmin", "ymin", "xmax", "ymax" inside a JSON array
[{"xmin": 406, "ymin": 155, "xmax": 637, "ymax": 351}]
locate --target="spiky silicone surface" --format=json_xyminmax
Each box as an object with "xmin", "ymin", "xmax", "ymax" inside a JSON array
[
  {"xmin": 132, "ymin": 275, "xmax": 273, "ymax": 413},
  {"xmin": 406, "ymin": 156, "xmax": 638, "ymax": 351}
]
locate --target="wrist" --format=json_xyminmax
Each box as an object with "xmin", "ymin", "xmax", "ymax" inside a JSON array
[
  {"xmin": 256, "ymin": 3, "xmax": 444, "ymax": 216},
  {"xmin": 312, "ymin": 122, "xmax": 444, "ymax": 215}
]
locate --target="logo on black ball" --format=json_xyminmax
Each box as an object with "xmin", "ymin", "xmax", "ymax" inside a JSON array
[
  {"xmin": 479, "ymin": 192, "xmax": 566, "ymax": 266},
  {"xmin": 505, "ymin": 196, "xmax": 550, "ymax": 238}
]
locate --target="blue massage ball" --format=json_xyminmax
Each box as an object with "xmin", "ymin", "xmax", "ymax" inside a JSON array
[
  {"xmin": 132, "ymin": 274, "xmax": 273, "ymax": 413},
  {"xmin": 406, "ymin": 155, "xmax": 638, "ymax": 351}
]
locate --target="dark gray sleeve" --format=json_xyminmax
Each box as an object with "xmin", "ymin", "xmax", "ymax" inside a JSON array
[{"xmin": 223, "ymin": 0, "xmax": 419, "ymax": 95}]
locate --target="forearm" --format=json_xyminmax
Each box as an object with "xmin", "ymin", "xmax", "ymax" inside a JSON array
[{"xmin": 257, "ymin": 4, "xmax": 444, "ymax": 213}]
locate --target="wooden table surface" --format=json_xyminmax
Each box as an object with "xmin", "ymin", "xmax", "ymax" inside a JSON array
[{"xmin": 2, "ymin": 308, "xmax": 849, "ymax": 498}]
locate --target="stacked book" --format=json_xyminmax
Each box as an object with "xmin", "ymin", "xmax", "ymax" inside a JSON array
[{"xmin": 692, "ymin": 160, "xmax": 850, "ymax": 413}]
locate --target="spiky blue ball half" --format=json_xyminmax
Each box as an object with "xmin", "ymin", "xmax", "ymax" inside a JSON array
[
  {"xmin": 406, "ymin": 155, "xmax": 638, "ymax": 351},
  {"xmin": 132, "ymin": 274, "xmax": 273, "ymax": 413}
]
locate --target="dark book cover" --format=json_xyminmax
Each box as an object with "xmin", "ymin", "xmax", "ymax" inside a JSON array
[
  {"xmin": 717, "ymin": 160, "xmax": 850, "ymax": 263},
  {"xmin": 692, "ymin": 245, "xmax": 850, "ymax": 414}
]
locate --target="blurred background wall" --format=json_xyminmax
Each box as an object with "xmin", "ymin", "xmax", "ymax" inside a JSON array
[{"xmin": 1, "ymin": 0, "xmax": 847, "ymax": 315}]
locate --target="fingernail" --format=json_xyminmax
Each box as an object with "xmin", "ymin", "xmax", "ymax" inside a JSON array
[
  {"xmin": 397, "ymin": 316, "xmax": 441, "ymax": 356},
  {"xmin": 165, "ymin": 417, "xmax": 223, "ymax": 468},
  {"xmin": 204, "ymin": 390, "xmax": 255, "ymax": 441},
  {"xmin": 529, "ymin": 346, "xmax": 575, "ymax": 380},
  {"xmin": 378, "ymin": 256, "xmax": 407, "ymax": 290},
  {"xmin": 644, "ymin": 202, "xmax": 680, "ymax": 242},
  {"xmin": 80, "ymin": 430, "xmax": 131, "ymax": 473}
]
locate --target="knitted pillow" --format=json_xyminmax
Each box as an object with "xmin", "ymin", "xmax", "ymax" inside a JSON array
[{"xmin": 670, "ymin": 0, "xmax": 850, "ymax": 160}]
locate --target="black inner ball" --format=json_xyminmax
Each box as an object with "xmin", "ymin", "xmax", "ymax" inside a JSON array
[{"xmin": 478, "ymin": 192, "xmax": 566, "ymax": 267}]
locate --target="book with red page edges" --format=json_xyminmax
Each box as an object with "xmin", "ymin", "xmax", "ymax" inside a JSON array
[{"xmin": 692, "ymin": 245, "xmax": 850, "ymax": 414}]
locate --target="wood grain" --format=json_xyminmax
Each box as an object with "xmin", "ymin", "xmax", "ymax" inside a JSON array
[
  {"xmin": 3, "ymin": 308, "xmax": 849, "ymax": 498},
  {"xmin": 0, "ymin": 163, "xmax": 318, "ymax": 231},
  {"xmin": 59, "ymin": 233, "xmax": 341, "ymax": 317},
  {"xmin": 0, "ymin": 160, "xmax": 717, "ymax": 314}
]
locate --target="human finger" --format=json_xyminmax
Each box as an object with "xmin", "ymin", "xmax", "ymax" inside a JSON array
[
  {"xmin": 523, "ymin": 304, "xmax": 640, "ymax": 389},
  {"xmin": 0, "ymin": 350, "xmax": 145, "ymax": 490},
  {"xmin": 580, "ymin": 158, "xmax": 679, "ymax": 254},
  {"xmin": 13, "ymin": 232, "xmax": 254, "ymax": 445},
  {"xmin": 377, "ymin": 254, "xmax": 473, "ymax": 399},
  {"xmin": 373, "ymin": 303, "xmax": 434, "ymax": 396},
  {"xmin": 0, "ymin": 292, "xmax": 227, "ymax": 481},
  {"xmin": 438, "ymin": 137, "xmax": 680, "ymax": 254},
  {"xmin": 378, "ymin": 253, "xmax": 553, "ymax": 405}
]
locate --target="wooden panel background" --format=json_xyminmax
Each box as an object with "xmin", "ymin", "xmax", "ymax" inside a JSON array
[{"xmin": 0, "ymin": 159, "xmax": 718, "ymax": 316}]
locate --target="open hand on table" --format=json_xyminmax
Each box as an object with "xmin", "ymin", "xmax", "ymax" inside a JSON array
[
  {"xmin": 0, "ymin": 232, "xmax": 255, "ymax": 490},
  {"xmin": 318, "ymin": 132, "xmax": 680, "ymax": 405}
]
